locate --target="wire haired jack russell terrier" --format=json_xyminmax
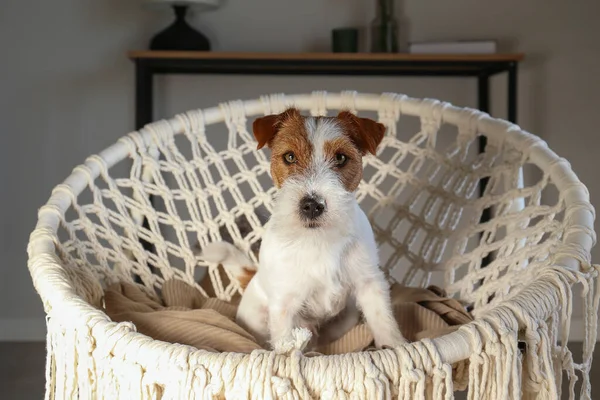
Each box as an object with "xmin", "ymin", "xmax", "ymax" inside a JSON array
[{"xmin": 201, "ymin": 108, "xmax": 407, "ymax": 353}]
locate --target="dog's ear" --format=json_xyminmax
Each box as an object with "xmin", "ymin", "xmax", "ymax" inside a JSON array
[
  {"xmin": 337, "ymin": 111, "xmax": 386, "ymax": 156},
  {"xmin": 253, "ymin": 108, "xmax": 301, "ymax": 150},
  {"xmin": 253, "ymin": 114, "xmax": 279, "ymax": 150}
]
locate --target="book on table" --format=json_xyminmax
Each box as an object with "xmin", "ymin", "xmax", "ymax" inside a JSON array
[{"xmin": 408, "ymin": 40, "xmax": 497, "ymax": 54}]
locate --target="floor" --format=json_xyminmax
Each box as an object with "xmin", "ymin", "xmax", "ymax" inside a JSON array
[
  {"xmin": 2, "ymin": 342, "xmax": 46, "ymax": 399},
  {"xmin": 1, "ymin": 342, "xmax": 597, "ymax": 399}
]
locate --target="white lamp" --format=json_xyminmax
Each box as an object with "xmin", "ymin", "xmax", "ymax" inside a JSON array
[{"xmin": 147, "ymin": 0, "xmax": 222, "ymax": 51}]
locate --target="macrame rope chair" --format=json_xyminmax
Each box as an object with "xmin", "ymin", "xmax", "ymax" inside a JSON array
[{"xmin": 28, "ymin": 91, "xmax": 598, "ymax": 399}]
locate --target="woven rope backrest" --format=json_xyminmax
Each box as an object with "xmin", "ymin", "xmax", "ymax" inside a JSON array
[{"xmin": 53, "ymin": 92, "xmax": 595, "ymax": 316}]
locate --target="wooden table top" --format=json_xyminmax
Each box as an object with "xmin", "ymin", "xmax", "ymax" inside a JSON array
[{"xmin": 128, "ymin": 51, "xmax": 525, "ymax": 63}]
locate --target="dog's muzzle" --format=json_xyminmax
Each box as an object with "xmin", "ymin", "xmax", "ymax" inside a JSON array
[{"xmin": 299, "ymin": 195, "xmax": 326, "ymax": 221}]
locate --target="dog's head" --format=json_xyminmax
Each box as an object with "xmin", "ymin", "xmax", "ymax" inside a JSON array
[{"xmin": 252, "ymin": 108, "xmax": 385, "ymax": 230}]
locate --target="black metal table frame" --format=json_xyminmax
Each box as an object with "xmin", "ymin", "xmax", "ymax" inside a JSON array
[
  {"xmin": 131, "ymin": 55, "xmax": 520, "ymax": 266},
  {"xmin": 134, "ymin": 57, "xmax": 518, "ymax": 129}
]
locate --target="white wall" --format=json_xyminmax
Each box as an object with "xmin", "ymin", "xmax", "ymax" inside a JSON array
[{"xmin": 1, "ymin": 0, "xmax": 598, "ymax": 340}]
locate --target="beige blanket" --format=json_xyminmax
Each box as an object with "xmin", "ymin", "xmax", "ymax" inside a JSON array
[{"xmin": 104, "ymin": 278, "xmax": 472, "ymax": 355}]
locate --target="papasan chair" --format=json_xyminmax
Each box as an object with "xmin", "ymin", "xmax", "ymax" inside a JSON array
[{"xmin": 27, "ymin": 91, "xmax": 598, "ymax": 399}]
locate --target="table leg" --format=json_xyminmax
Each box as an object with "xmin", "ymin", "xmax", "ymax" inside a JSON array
[
  {"xmin": 478, "ymin": 73, "xmax": 491, "ymax": 201},
  {"xmin": 477, "ymin": 73, "xmax": 492, "ymax": 267},
  {"xmin": 134, "ymin": 61, "xmax": 156, "ymax": 278},
  {"xmin": 135, "ymin": 60, "xmax": 153, "ymax": 130},
  {"xmin": 477, "ymin": 73, "xmax": 490, "ymax": 152},
  {"xmin": 507, "ymin": 62, "xmax": 518, "ymax": 123}
]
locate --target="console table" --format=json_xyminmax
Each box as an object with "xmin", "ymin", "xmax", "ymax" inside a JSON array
[
  {"xmin": 128, "ymin": 51, "xmax": 524, "ymax": 129},
  {"xmin": 128, "ymin": 51, "xmax": 525, "ymax": 266}
]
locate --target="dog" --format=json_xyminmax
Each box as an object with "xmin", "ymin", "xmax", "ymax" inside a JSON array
[{"xmin": 201, "ymin": 108, "xmax": 406, "ymax": 352}]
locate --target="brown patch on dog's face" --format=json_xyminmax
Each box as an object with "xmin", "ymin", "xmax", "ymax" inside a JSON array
[
  {"xmin": 253, "ymin": 108, "xmax": 300, "ymax": 150},
  {"xmin": 253, "ymin": 108, "xmax": 313, "ymax": 188},
  {"xmin": 269, "ymin": 122, "xmax": 313, "ymax": 188},
  {"xmin": 321, "ymin": 112, "xmax": 386, "ymax": 192},
  {"xmin": 323, "ymin": 137, "xmax": 363, "ymax": 192},
  {"xmin": 336, "ymin": 111, "xmax": 386, "ymax": 156},
  {"xmin": 253, "ymin": 109, "xmax": 386, "ymax": 191}
]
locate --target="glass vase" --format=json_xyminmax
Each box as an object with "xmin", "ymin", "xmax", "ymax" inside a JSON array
[{"xmin": 370, "ymin": 0, "xmax": 399, "ymax": 53}]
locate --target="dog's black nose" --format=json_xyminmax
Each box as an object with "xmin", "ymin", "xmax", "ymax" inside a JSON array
[{"xmin": 299, "ymin": 196, "xmax": 325, "ymax": 220}]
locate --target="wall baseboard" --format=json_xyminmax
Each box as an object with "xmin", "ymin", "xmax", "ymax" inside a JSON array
[{"xmin": 0, "ymin": 317, "xmax": 596, "ymax": 343}]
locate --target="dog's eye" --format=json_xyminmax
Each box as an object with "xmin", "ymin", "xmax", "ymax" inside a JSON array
[
  {"xmin": 334, "ymin": 153, "xmax": 348, "ymax": 167},
  {"xmin": 283, "ymin": 152, "xmax": 297, "ymax": 164}
]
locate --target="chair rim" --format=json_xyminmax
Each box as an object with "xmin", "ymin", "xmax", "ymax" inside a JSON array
[{"xmin": 27, "ymin": 91, "xmax": 596, "ymax": 367}]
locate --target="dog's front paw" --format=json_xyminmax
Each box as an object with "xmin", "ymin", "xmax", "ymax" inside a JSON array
[{"xmin": 272, "ymin": 328, "xmax": 313, "ymax": 354}]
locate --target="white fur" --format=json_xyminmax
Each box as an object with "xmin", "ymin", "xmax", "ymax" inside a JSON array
[
  {"xmin": 208, "ymin": 116, "xmax": 407, "ymax": 352},
  {"xmin": 199, "ymin": 241, "xmax": 256, "ymax": 278}
]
